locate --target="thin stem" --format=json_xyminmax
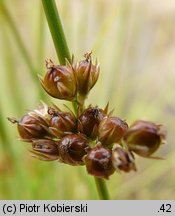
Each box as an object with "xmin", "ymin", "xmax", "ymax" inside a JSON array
[
  {"xmin": 94, "ymin": 177, "xmax": 110, "ymax": 200},
  {"xmin": 76, "ymin": 94, "xmax": 86, "ymax": 115},
  {"xmin": 41, "ymin": 0, "xmax": 110, "ymax": 200},
  {"xmin": 72, "ymin": 100, "xmax": 78, "ymax": 117},
  {"xmin": 42, "ymin": 0, "xmax": 71, "ymax": 64}
]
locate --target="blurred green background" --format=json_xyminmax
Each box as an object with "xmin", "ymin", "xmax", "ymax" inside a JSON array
[{"xmin": 0, "ymin": 0, "xmax": 174, "ymax": 199}]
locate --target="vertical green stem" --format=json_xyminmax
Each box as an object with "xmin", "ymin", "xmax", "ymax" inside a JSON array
[
  {"xmin": 95, "ymin": 177, "xmax": 109, "ymax": 200},
  {"xmin": 41, "ymin": 0, "xmax": 110, "ymax": 200},
  {"xmin": 42, "ymin": 0, "xmax": 71, "ymax": 64}
]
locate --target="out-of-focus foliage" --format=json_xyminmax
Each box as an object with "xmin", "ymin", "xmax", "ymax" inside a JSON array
[{"xmin": 0, "ymin": 0, "xmax": 174, "ymax": 199}]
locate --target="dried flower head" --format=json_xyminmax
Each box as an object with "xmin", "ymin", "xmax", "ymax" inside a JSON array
[
  {"xmin": 31, "ymin": 139, "xmax": 59, "ymax": 161},
  {"xmin": 123, "ymin": 120, "xmax": 166, "ymax": 157},
  {"xmin": 8, "ymin": 53, "xmax": 167, "ymax": 181},
  {"xmin": 112, "ymin": 144, "xmax": 136, "ymax": 172}
]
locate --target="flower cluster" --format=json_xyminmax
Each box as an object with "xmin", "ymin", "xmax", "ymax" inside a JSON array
[{"xmin": 8, "ymin": 53, "xmax": 166, "ymax": 179}]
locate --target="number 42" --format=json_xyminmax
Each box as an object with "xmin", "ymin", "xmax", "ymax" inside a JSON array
[{"xmin": 159, "ymin": 204, "xmax": 171, "ymax": 213}]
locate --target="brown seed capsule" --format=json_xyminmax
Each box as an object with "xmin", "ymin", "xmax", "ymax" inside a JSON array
[
  {"xmin": 78, "ymin": 106, "xmax": 105, "ymax": 139},
  {"xmin": 31, "ymin": 139, "xmax": 59, "ymax": 161},
  {"xmin": 123, "ymin": 120, "xmax": 166, "ymax": 157},
  {"xmin": 84, "ymin": 145, "xmax": 115, "ymax": 179},
  {"xmin": 8, "ymin": 113, "xmax": 50, "ymax": 142},
  {"xmin": 59, "ymin": 134, "xmax": 89, "ymax": 166},
  {"xmin": 98, "ymin": 116, "xmax": 128, "ymax": 146},
  {"xmin": 112, "ymin": 144, "xmax": 136, "ymax": 172},
  {"xmin": 76, "ymin": 52, "xmax": 100, "ymax": 95},
  {"xmin": 48, "ymin": 108, "xmax": 76, "ymax": 138},
  {"xmin": 40, "ymin": 59, "xmax": 77, "ymax": 101}
]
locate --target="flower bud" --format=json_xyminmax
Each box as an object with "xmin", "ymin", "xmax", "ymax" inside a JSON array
[
  {"xmin": 48, "ymin": 107, "xmax": 76, "ymax": 138},
  {"xmin": 98, "ymin": 116, "xmax": 128, "ymax": 146},
  {"xmin": 8, "ymin": 113, "xmax": 50, "ymax": 142},
  {"xmin": 76, "ymin": 53, "xmax": 100, "ymax": 95},
  {"xmin": 78, "ymin": 106, "xmax": 105, "ymax": 139},
  {"xmin": 84, "ymin": 145, "xmax": 115, "ymax": 179},
  {"xmin": 31, "ymin": 139, "xmax": 59, "ymax": 161},
  {"xmin": 112, "ymin": 144, "xmax": 136, "ymax": 172},
  {"xmin": 59, "ymin": 134, "xmax": 89, "ymax": 166},
  {"xmin": 123, "ymin": 120, "xmax": 166, "ymax": 157},
  {"xmin": 40, "ymin": 59, "xmax": 77, "ymax": 100}
]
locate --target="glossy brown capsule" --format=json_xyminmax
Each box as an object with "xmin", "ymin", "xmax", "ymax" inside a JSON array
[
  {"xmin": 76, "ymin": 53, "xmax": 100, "ymax": 96},
  {"xmin": 84, "ymin": 145, "xmax": 115, "ymax": 179},
  {"xmin": 123, "ymin": 120, "xmax": 166, "ymax": 157},
  {"xmin": 40, "ymin": 59, "xmax": 77, "ymax": 101},
  {"xmin": 98, "ymin": 116, "xmax": 128, "ymax": 146},
  {"xmin": 8, "ymin": 113, "xmax": 50, "ymax": 141},
  {"xmin": 78, "ymin": 106, "xmax": 105, "ymax": 139},
  {"xmin": 48, "ymin": 108, "xmax": 76, "ymax": 138},
  {"xmin": 58, "ymin": 134, "xmax": 89, "ymax": 166}
]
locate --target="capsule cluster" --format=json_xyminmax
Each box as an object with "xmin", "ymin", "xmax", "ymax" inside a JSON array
[{"xmin": 8, "ymin": 53, "xmax": 166, "ymax": 179}]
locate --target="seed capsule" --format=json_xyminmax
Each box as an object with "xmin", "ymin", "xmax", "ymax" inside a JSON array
[
  {"xmin": 112, "ymin": 144, "xmax": 136, "ymax": 172},
  {"xmin": 78, "ymin": 106, "xmax": 105, "ymax": 139},
  {"xmin": 31, "ymin": 139, "xmax": 59, "ymax": 161},
  {"xmin": 98, "ymin": 116, "xmax": 128, "ymax": 146},
  {"xmin": 40, "ymin": 59, "xmax": 77, "ymax": 101},
  {"xmin": 48, "ymin": 107, "xmax": 76, "ymax": 138},
  {"xmin": 84, "ymin": 145, "xmax": 115, "ymax": 179},
  {"xmin": 8, "ymin": 113, "xmax": 50, "ymax": 142},
  {"xmin": 123, "ymin": 120, "xmax": 166, "ymax": 157},
  {"xmin": 58, "ymin": 134, "xmax": 89, "ymax": 166},
  {"xmin": 76, "ymin": 53, "xmax": 100, "ymax": 95}
]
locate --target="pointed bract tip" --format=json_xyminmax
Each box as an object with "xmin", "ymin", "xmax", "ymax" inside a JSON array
[{"xmin": 7, "ymin": 117, "xmax": 18, "ymax": 124}]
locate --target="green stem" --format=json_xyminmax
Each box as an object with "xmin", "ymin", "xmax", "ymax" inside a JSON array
[
  {"xmin": 72, "ymin": 100, "xmax": 78, "ymax": 117},
  {"xmin": 42, "ymin": 0, "xmax": 71, "ymax": 64},
  {"xmin": 94, "ymin": 177, "xmax": 110, "ymax": 200},
  {"xmin": 77, "ymin": 94, "xmax": 86, "ymax": 115},
  {"xmin": 41, "ymin": 0, "xmax": 110, "ymax": 200}
]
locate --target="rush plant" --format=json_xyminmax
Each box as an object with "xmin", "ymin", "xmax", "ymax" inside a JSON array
[{"xmin": 8, "ymin": 0, "xmax": 166, "ymax": 200}]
